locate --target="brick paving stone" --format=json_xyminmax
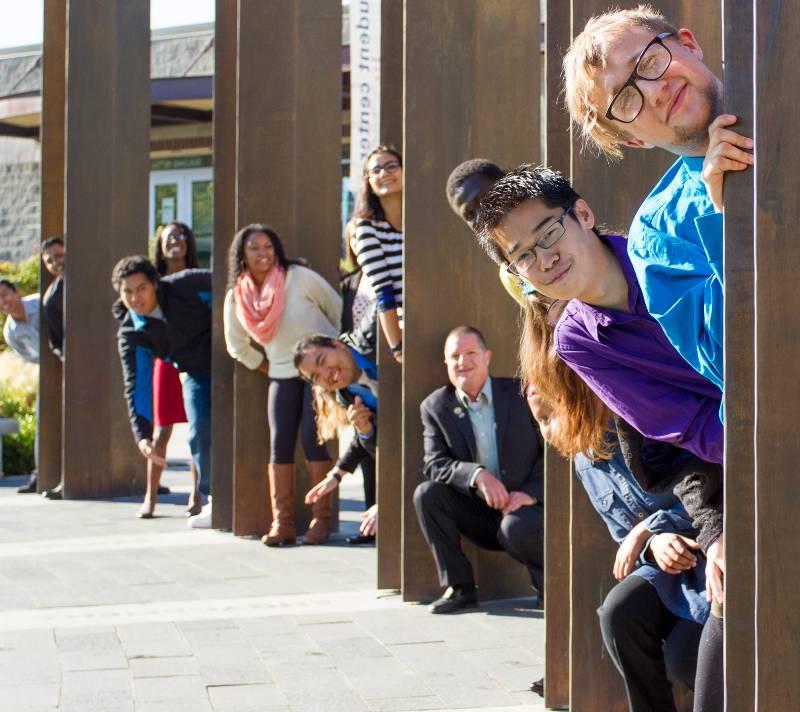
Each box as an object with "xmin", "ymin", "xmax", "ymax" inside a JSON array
[
  {"xmin": 0, "ymin": 683, "xmax": 60, "ymax": 711},
  {"xmin": 135, "ymin": 701, "xmax": 213, "ymax": 712},
  {"xmin": 132, "ymin": 674, "xmax": 208, "ymax": 703},
  {"xmin": 207, "ymin": 683, "xmax": 289, "ymax": 711},
  {"xmin": 366, "ymin": 696, "xmax": 447, "ymax": 712},
  {"xmin": 130, "ymin": 656, "xmax": 201, "ymax": 678}
]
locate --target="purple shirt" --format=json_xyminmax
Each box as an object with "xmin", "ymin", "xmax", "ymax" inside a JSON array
[{"xmin": 554, "ymin": 234, "xmax": 723, "ymax": 464}]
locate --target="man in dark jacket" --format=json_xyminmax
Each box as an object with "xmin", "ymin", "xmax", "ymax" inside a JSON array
[
  {"xmin": 415, "ymin": 325, "xmax": 544, "ymax": 614},
  {"xmin": 294, "ymin": 306, "xmax": 378, "ymax": 543},
  {"xmin": 111, "ymin": 256, "xmax": 212, "ymax": 527}
]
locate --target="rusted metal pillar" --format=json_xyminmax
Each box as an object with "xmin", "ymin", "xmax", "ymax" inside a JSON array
[
  {"xmin": 62, "ymin": 0, "xmax": 149, "ymax": 498},
  {"xmin": 38, "ymin": 0, "xmax": 66, "ymax": 494}
]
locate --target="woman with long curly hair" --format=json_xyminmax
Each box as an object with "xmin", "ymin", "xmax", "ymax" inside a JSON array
[
  {"xmin": 138, "ymin": 221, "xmax": 202, "ymax": 519},
  {"xmin": 351, "ymin": 144, "xmax": 404, "ymax": 361},
  {"xmin": 223, "ymin": 224, "xmax": 342, "ymax": 546}
]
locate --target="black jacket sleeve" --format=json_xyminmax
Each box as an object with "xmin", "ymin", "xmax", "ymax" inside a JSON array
[
  {"xmin": 42, "ymin": 277, "xmax": 64, "ymax": 360},
  {"xmin": 420, "ymin": 397, "xmax": 481, "ymax": 497},
  {"xmin": 118, "ymin": 324, "xmax": 154, "ymax": 444},
  {"xmin": 614, "ymin": 415, "xmax": 723, "ymax": 551}
]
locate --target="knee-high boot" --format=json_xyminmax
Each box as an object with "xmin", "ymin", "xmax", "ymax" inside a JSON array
[
  {"xmin": 262, "ymin": 463, "xmax": 296, "ymax": 547},
  {"xmin": 302, "ymin": 459, "xmax": 333, "ymax": 545}
]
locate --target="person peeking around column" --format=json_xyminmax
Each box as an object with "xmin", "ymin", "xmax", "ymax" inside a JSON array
[
  {"xmin": 223, "ymin": 224, "xmax": 342, "ymax": 547},
  {"xmin": 474, "ymin": 165, "xmax": 725, "ymax": 616},
  {"xmin": 351, "ymin": 145, "xmax": 404, "ymax": 362},
  {"xmin": 41, "ymin": 236, "xmax": 65, "ymax": 362},
  {"xmin": 520, "ymin": 292, "xmax": 720, "ymax": 710},
  {"xmin": 294, "ymin": 304, "xmax": 379, "ymax": 545},
  {"xmin": 111, "ymin": 256, "xmax": 213, "ymax": 528},
  {"xmin": 0, "ymin": 277, "xmax": 40, "ymax": 494},
  {"xmin": 415, "ymin": 326, "xmax": 545, "ymax": 615}
]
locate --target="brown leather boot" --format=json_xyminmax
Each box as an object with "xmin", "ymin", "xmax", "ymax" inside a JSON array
[
  {"xmin": 262, "ymin": 464, "xmax": 296, "ymax": 547},
  {"xmin": 302, "ymin": 459, "xmax": 333, "ymax": 545}
]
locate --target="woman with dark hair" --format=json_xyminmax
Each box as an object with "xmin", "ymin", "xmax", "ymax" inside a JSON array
[
  {"xmin": 137, "ymin": 222, "xmax": 201, "ymax": 519},
  {"xmin": 352, "ymin": 144, "xmax": 404, "ymax": 362},
  {"xmin": 223, "ymin": 224, "xmax": 342, "ymax": 546}
]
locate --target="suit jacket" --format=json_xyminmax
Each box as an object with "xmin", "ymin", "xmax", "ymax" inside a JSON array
[{"xmin": 420, "ymin": 376, "xmax": 544, "ymax": 502}]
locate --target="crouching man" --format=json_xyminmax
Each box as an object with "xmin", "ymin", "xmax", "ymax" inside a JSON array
[{"xmin": 415, "ymin": 326, "xmax": 544, "ymax": 613}]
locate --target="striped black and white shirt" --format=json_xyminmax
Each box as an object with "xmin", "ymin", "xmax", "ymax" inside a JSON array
[{"xmin": 353, "ymin": 218, "xmax": 403, "ymax": 314}]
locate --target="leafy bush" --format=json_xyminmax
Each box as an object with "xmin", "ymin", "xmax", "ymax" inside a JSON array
[
  {"xmin": 0, "ymin": 351, "xmax": 37, "ymax": 475},
  {"xmin": 0, "ymin": 255, "xmax": 41, "ymax": 352}
]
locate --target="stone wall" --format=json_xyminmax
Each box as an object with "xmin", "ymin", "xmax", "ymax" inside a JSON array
[{"xmin": 0, "ymin": 138, "xmax": 41, "ymax": 264}]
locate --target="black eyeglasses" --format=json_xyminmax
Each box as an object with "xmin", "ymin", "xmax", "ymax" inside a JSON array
[
  {"xmin": 368, "ymin": 160, "xmax": 401, "ymax": 176},
  {"xmin": 605, "ymin": 32, "xmax": 674, "ymax": 124},
  {"xmin": 506, "ymin": 208, "xmax": 573, "ymax": 278}
]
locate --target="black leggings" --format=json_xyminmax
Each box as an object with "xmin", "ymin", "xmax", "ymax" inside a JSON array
[
  {"xmin": 598, "ymin": 575, "xmax": 704, "ymax": 712},
  {"xmin": 693, "ymin": 604, "xmax": 724, "ymax": 712},
  {"xmin": 267, "ymin": 377, "xmax": 329, "ymax": 464}
]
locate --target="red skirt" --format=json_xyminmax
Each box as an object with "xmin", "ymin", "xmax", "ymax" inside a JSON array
[{"xmin": 153, "ymin": 358, "xmax": 187, "ymax": 427}]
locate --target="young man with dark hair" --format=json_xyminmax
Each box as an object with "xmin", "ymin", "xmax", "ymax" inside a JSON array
[
  {"xmin": 415, "ymin": 326, "xmax": 545, "ymax": 614},
  {"xmin": 112, "ymin": 255, "xmax": 213, "ymax": 527},
  {"xmin": 475, "ymin": 164, "xmax": 725, "ymax": 709},
  {"xmin": 0, "ymin": 278, "xmax": 40, "ymax": 493}
]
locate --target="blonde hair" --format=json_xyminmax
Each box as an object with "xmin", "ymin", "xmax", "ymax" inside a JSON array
[
  {"xmin": 518, "ymin": 297, "xmax": 614, "ymax": 460},
  {"xmin": 562, "ymin": 4, "xmax": 677, "ymax": 160},
  {"xmin": 312, "ymin": 386, "xmax": 351, "ymax": 444}
]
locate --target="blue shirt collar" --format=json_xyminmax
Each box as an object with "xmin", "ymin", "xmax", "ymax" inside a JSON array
[
  {"xmin": 347, "ymin": 345, "xmax": 377, "ymax": 382},
  {"xmin": 457, "ymin": 376, "xmax": 493, "ymax": 409}
]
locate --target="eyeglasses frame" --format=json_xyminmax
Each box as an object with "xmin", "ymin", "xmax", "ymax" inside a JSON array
[{"xmin": 506, "ymin": 207, "xmax": 575, "ymax": 278}]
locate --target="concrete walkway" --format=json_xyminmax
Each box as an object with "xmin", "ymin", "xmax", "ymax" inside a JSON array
[{"xmin": 0, "ymin": 430, "xmax": 545, "ymax": 712}]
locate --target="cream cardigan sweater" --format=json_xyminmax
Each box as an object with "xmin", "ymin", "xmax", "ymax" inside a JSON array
[{"xmin": 223, "ymin": 265, "xmax": 342, "ymax": 379}]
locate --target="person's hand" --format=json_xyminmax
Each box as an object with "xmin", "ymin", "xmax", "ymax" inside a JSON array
[
  {"xmin": 347, "ymin": 396, "xmax": 373, "ymax": 436},
  {"xmin": 392, "ymin": 349, "xmax": 403, "ymax": 364},
  {"xmin": 613, "ymin": 527, "xmax": 649, "ymax": 581},
  {"xmin": 137, "ymin": 439, "xmax": 167, "ymax": 467},
  {"xmin": 305, "ymin": 469, "xmax": 343, "ymax": 504},
  {"xmin": 705, "ymin": 533, "xmax": 725, "ymax": 605},
  {"xmin": 360, "ymin": 504, "xmax": 378, "ymax": 536},
  {"xmin": 257, "ymin": 358, "xmax": 270, "ymax": 376},
  {"xmin": 649, "ymin": 533, "xmax": 700, "ymax": 574},
  {"xmin": 475, "ymin": 470, "xmax": 509, "ymax": 510},
  {"xmin": 502, "ymin": 491, "xmax": 535, "ymax": 516},
  {"xmin": 701, "ymin": 114, "xmax": 754, "ymax": 212}
]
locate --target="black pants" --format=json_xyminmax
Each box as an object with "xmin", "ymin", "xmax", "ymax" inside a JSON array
[
  {"xmin": 598, "ymin": 575, "xmax": 704, "ymax": 712},
  {"xmin": 413, "ymin": 480, "xmax": 544, "ymax": 592},
  {"xmin": 360, "ymin": 454, "xmax": 376, "ymax": 509},
  {"xmin": 268, "ymin": 377, "xmax": 329, "ymax": 464}
]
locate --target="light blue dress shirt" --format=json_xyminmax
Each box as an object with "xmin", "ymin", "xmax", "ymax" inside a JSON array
[
  {"xmin": 457, "ymin": 377, "xmax": 500, "ymax": 484},
  {"xmin": 627, "ymin": 156, "xmax": 724, "ymax": 401},
  {"xmin": 2, "ymin": 294, "xmax": 40, "ymax": 364}
]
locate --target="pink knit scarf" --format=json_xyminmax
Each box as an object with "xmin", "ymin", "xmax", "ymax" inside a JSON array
[{"xmin": 234, "ymin": 267, "xmax": 287, "ymax": 345}]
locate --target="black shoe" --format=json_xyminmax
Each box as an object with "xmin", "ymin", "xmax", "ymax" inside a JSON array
[
  {"xmin": 17, "ymin": 475, "xmax": 37, "ymax": 494},
  {"xmin": 42, "ymin": 484, "xmax": 63, "ymax": 500},
  {"xmin": 346, "ymin": 534, "xmax": 375, "ymax": 545},
  {"xmin": 157, "ymin": 485, "xmax": 171, "ymax": 495},
  {"xmin": 429, "ymin": 585, "xmax": 478, "ymax": 614},
  {"xmin": 529, "ymin": 678, "xmax": 544, "ymax": 697}
]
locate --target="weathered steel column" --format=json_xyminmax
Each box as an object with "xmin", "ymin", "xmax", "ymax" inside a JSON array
[
  {"xmin": 376, "ymin": 0, "xmax": 404, "ymax": 590},
  {"xmin": 543, "ymin": 1, "xmax": 572, "ymax": 706},
  {"xmin": 38, "ymin": 0, "xmax": 66, "ymax": 494},
  {"xmin": 210, "ymin": 0, "xmax": 237, "ymax": 531},
  {"xmin": 233, "ymin": 0, "xmax": 342, "ymax": 537},
  {"xmin": 721, "ymin": 0, "xmax": 755, "ymax": 708},
  {"xmin": 754, "ymin": 0, "xmax": 800, "ymax": 706},
  {"xmin": 62, "ymin": 0, "xmax": 149, "ymax": 498},
  {"xmin": 402, "ymin": 0, "xmax": 541, "ymax": 602}
]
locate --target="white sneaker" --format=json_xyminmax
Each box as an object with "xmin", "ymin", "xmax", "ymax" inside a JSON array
[{"xmin": 188, "ymin": 502, "xmax": 212, "ymax": 529}]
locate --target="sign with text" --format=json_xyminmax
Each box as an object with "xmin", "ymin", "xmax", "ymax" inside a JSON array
[{"xmin": 349, "ymin": 0, "xmax": 381, "ymax": 191}]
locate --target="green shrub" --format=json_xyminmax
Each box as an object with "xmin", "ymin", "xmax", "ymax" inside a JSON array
[
  {"xmin": 0, "ymin": 255, "xmax": 41, "ymax": 352},
  {"xmin": 0, "ymin": 385, "xmax": 35, "ymax": 475}
]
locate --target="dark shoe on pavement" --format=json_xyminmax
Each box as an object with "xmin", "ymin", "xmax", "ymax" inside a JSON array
[
  {"xmin": 346, "ymin": 534, "xmax": 375, "ymax": 545},
  {"xmin": 530, "ymin": 678, "xmax": 544, "ymax": 697},
  {"xmin": 157, "ymin": 485, "xmax": 171, "ymax": 495},
  {"xmin": 42, "ymin": 484, "xmax": 63, "ymax": 500},
  {"xmin": 16, "ymin": 474, "xmax": 37, "ymax": 494},
  {"xmin": 429, "ymin": 585, "xmax": 478, "ymax": 614}
]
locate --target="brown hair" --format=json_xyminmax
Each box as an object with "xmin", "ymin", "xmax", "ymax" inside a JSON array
[
  {"xmin": 312, "ymin": 387, "xmax": 350, "ymax": 444},
  {"xmin": 562, "ymin": 4, "xmax": 677, "ymax": 159},
  {"xmin": 519, "ymin": 297, "xmax": 613, "ymax": 459}
]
